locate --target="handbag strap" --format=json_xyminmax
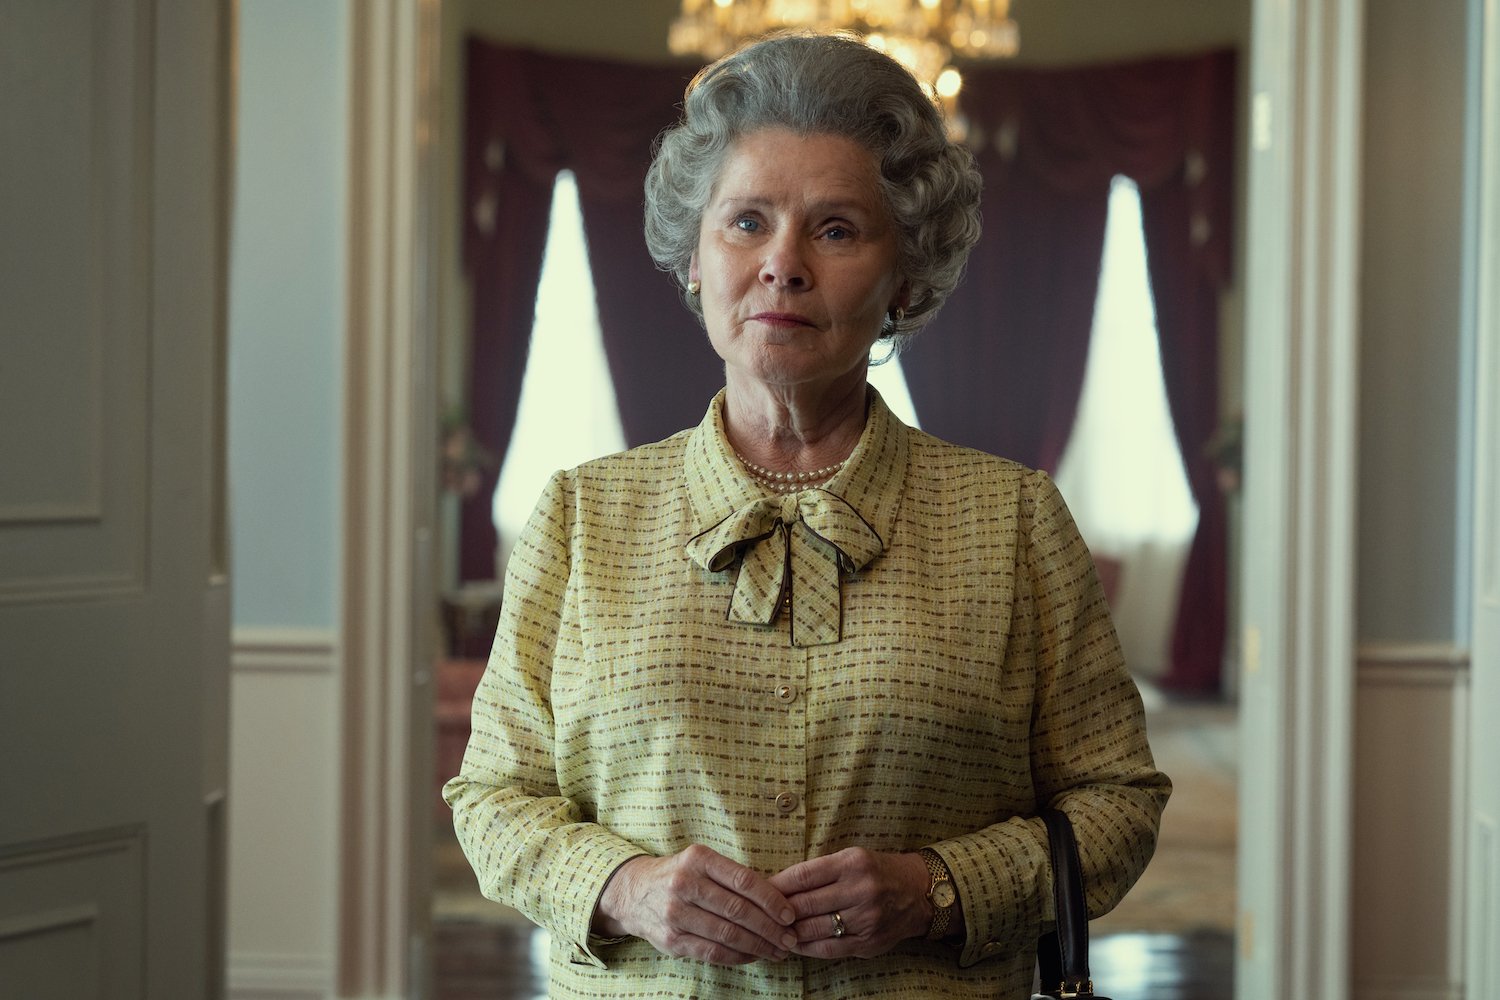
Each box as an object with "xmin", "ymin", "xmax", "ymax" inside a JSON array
[{"xmin": 1036, "ymin": 807, "xmax": 1093, "ymax": 998}]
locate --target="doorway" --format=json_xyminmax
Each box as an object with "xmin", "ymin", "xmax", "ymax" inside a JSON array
[
  {"xmin": 386, "ymin": 2, "xmax": 1369, "ymax": 998},
  {"xmin": 424, "ymin": 18, "xmax": 1246, "ymax": 1000}
]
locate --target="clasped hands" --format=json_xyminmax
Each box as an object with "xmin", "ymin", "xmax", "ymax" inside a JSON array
[{"xmin": 593, "ymin": 844, "xmax": 947, "ymax": 967}]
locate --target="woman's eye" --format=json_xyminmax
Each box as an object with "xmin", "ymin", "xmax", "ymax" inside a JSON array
[
  {"xmin": 734, "ymin": 217, "xmax": 760, "ymax": 233},
  {"xmin": 823, "ymin": 226, "xmax": 851, "ymax": 241}
]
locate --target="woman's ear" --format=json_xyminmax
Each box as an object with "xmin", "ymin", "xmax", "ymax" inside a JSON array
[
  {"xmin": 892, "ymin": 280, "xmax": 912, "ymax": 313},
  {"xmin": 689, "ymin": 251, "xmax": 700, "ymax": 285}
]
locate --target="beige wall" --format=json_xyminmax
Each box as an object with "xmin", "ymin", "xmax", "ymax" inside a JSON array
[
  {"xmin": 1352, "ymin": 1, "xmax": 1475, "ymax": 997},
  {"xmin": 1358, "ymin": 0, "xmax": 1471, "ymax": 643},
  {"xmin": 227, "ymin": 2, "xmax": 348, "ymax": 996}
]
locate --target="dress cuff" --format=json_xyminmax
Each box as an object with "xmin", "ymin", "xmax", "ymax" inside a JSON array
[
  {"xmin": 562, "ymin": 848, "xmax": 650, "ymax": 969},
  {"xmin": 931, "ymin": 820, "xmax": 1049, "ymax": 968}
]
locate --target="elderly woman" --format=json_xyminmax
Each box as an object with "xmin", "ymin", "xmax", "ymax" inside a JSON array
[{"xmin": 444, "ymin": 31, "xmax": 1169, "ymax": 999}]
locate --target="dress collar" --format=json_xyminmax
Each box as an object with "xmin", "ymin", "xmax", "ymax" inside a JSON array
[{"xmin": 682, "ymin": 385, "xmax": 910, "ymax": 559}]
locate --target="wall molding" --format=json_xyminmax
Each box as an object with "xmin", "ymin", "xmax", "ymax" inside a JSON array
[
  {"xmin": 232, "ymin": 628, "xmax": 338, "ymax": 675},
  {"xmin": 1356, "ymin": 642, "xmax": 1471, "ymax": 685},
  {"xmin": 227, "ymin": 950, "xmax": 332, "ymax": 1000}
]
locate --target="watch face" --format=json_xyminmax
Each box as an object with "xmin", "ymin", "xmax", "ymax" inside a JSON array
[{"xmin": 932, "ymin": 882, "xmax": 956, "ymax": 908}]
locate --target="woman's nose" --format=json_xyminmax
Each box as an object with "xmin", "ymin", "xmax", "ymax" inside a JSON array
[{"xmin": 760, "ymin": 234, "xmax": 809, "ymax": 289}]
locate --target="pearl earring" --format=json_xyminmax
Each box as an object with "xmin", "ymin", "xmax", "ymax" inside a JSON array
[{"xmin": 687, "ymin": 280, "xmax": 701, "ymax": 295}]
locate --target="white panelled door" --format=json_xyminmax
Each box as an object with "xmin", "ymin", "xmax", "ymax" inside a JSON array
[
  {"xmin": 1469, "ymin": 1, "xmax": 1500, "ymax": 994},
  {"xmin": 0, "ymin": 2, "xmax": 232, "ymax": 998}
]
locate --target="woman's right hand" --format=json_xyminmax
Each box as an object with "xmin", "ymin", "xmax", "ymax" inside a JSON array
[{"xmin": 593, "ymin": 844, "xmax": 799, "ymax": 965}]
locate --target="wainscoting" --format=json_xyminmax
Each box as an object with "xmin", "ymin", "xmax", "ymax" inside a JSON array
[
  {"xmin": 1351, "ymin": 644, "xmax": 1469, "ymax": 1000},
  {"xmin": 226, "ymin": 629, "xmax": 340, "ymax": 1000}
]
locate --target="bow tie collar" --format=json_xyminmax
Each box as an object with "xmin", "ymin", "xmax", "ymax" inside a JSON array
[
  {"xmin": 681, "ymin": 387, "xmax": 910, "ymax": 647},
  {"xmin": 686, "ymin": 489, "xmax": 884, "ymax": 647}
]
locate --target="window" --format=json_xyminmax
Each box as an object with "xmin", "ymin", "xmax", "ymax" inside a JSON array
[
  {"xmin": 1052, "ymin": 176, "xmax": 1199, "ymax": 676},
  {"xmin": 493, "ymin": 173, "xmax": 625, "ymax": 555}
]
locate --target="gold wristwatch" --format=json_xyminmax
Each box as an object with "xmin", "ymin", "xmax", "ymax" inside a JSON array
[{"xmin": 919, "ymin": 848, "xmax": 957, "ymax": 940}]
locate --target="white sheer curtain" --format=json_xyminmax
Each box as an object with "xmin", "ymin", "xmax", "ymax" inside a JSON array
[
  {"xmin": 493, "ymin": 173, "xmax": 626, "ymax": 572},
  {"xmin": 1053, "ymin": 176, "xmax": 1199, "ymax": 680}
]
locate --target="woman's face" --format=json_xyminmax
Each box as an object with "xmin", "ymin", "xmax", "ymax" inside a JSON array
[{"xmin": 693, "ymin": 129, "xmax": 905, "ymax": 395}]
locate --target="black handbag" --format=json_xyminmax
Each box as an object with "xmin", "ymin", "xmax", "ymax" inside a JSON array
[{"xmin": 1031, "ymin": 807, "xmax": 1112, "ymax": 1000}]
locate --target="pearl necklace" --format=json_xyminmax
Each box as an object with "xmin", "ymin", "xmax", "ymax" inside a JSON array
[{"xmin": 734, "ymin": 451, "xmax": 848, "ymax": 494}]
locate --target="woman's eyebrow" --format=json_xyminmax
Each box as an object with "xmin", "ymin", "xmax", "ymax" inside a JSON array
[{"xmin": 715, "ymin": 195, "xmax": 875, "ymax": 216}]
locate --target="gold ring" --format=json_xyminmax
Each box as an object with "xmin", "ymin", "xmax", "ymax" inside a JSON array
[{"xmin": 830, "ymin": 911, "xmax": 846, "ymax": 938}]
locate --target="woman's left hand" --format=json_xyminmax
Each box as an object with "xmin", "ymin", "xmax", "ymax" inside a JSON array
[{"xmin": 767, "ymin": 848, "xmax": 933, "ymax": 959}]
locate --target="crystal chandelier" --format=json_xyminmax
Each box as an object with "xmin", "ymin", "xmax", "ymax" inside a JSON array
[{"xmin": 668, "ymin": 0, "xmax": 1019, "ymax": 102}]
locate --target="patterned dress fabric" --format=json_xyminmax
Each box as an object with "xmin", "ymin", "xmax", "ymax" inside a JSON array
[{"xmin": 444, "ymin": 388, "xmax": 1170, "ymax": 999}]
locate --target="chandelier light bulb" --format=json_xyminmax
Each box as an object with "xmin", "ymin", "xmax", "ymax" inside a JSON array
[
  {"xmin": 935, "ymin": 66, "xmax": 963, "ymax": 98},
  {"xmin": 667, "ymin": 0, "xmax": 1020, "ymax": 111}
]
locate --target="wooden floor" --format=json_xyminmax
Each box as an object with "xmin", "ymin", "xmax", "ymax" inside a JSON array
[{"xmin": 431, "ymin": 920, "xmax": 1234, "ymax": 999}]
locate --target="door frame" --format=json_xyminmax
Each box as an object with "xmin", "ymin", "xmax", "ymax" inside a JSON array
[
  {"xmin": 337, "ymin": 0, "xmax": 443, "ymax": 996},
  {"xmin": 1236, "ymin": 1, "xmax": 1364, "ymax": 997},
  {"xmin": 334, "ymin": 1, "xmax": 1368, "ymax": 998}
]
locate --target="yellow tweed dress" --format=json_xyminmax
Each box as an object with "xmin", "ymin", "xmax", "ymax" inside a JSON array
[{"xmin": 444, "ymin": 389, "xmax": 1170, "ymax": 999}]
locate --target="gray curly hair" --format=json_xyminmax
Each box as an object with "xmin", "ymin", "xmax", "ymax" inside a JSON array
[{"xmin": 644, "ymin": 31, "xmax": 983, "ymax": 346}]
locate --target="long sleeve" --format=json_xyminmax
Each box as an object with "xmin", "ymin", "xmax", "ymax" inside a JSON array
[
  {"xmin": 936, "ymin": 470, "xmax": 1171, "ymax": 968},
  {"xmin": 441, "ymin": 471, "xmax": 646, "ymax": 969}
]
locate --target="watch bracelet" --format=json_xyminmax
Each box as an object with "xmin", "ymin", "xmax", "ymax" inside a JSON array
[{"xmin": 919, "ymin": 848, "xmax": 954, "ymax": 940}]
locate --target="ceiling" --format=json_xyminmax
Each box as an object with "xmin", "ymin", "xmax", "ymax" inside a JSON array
[{"xmin": 458, "ymin": 0, "xmax": 1250, "ymax": 67}]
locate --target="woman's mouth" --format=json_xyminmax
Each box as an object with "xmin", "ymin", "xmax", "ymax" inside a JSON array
[{"xmin": 751, "ymin": 312, "xmax": 814, "ymax": 328}]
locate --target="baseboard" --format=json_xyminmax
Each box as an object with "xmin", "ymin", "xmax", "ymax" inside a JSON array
[{"xmin": 227, "ymin": 950, "xmax": 333, "ymax": 1000}]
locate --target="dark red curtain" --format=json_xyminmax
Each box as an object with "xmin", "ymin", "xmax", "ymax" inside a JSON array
[
  {"xmin": 459, "ymin": 42, "xmax": 553, "ymax": 582},
  {"xmin": 460, "ymin": 40, "xmax": 721, "ymax": 581},
  {"xmin": 578, "ymin": 188, "xmax": 726, "ymax": 447},
  {"xmin": 902, "ymin": 50, "xmax": 1237, "ymax": 693},
  {"xmin": 1138, "ymin": 53, "xmax": 1236, "ymax": 694},
  {"xmin": 901, "ymin": 150, "xmax": 1109, "ymax": 472}
]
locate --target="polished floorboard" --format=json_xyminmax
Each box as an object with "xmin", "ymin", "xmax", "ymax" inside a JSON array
[{"xmin": 431, "ymin": 920, "xmax": 1234, "ymax": 999}]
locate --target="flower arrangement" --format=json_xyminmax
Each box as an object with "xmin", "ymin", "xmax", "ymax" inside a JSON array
[{"xmin": 441, "ymin": 413, "xmax": 496, "ymax": 498}]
